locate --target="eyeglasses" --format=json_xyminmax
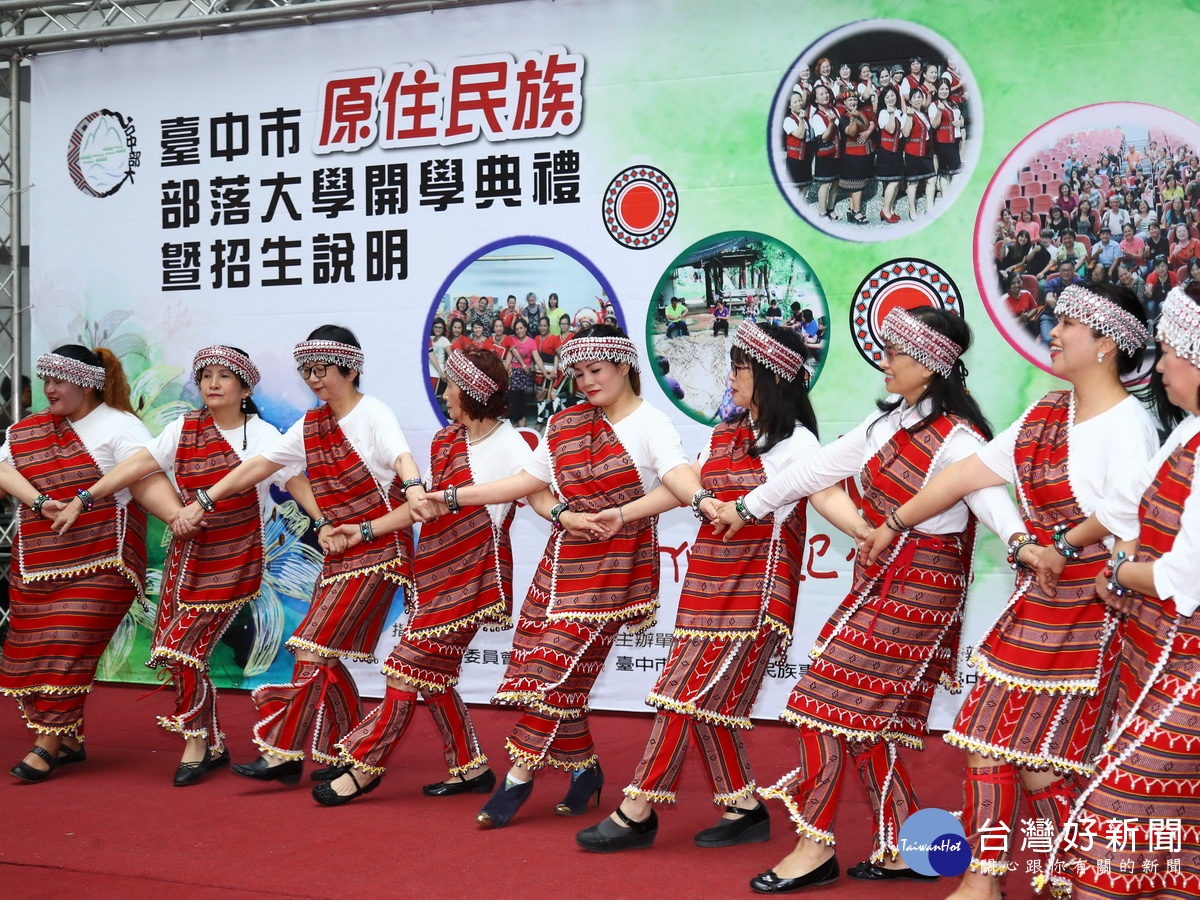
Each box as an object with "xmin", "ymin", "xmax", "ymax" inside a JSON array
[
  {"xmin": 297, "ymin": 363, "xmax": 331, "ymax": 379},
  {"xmin": 882, "ymin": 346, "xmax": 911, "ymax": 363},
  {"xmin": 731, "ymin": 363, "xmax": 751, "ymax": 376}
]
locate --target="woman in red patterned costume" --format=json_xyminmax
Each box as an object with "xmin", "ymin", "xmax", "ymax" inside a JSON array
[
  {"xmin": 716, "ymin": 307, "xmax": 1025, "ymax": 893},
  {"xmin": 868, "ymin": 284, "xmax": 1158, "ymax": 900},
  {"xmin": 173, "ymin": 325, "xmax": 429, "ymax": 785},
  {"xmin": 311, "ymin": 348, "xmax": 532, "ymax": 806},
  {"xmin": 0, "ymin": 345, "xmax": 185, "ymax": 782},
  {"xmin": 52, "ymin": 346, "xmax": 309, "ymax": 786},
  {"xmin": 426, "ymin": 323, "xmax": 703, "ymax": 829},
  {"xmin": 574, "ymin": 323, "xmax": 866, "ymax": 853},
  {"xmin": 1041, "ymin": 284, "xmax": 1200, "ymax": 899}
]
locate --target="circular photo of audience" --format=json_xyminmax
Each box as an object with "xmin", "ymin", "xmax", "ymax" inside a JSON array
[
  {"xmin": 646, "ymin": 232, "xmax": 829, "ymax": 425},
  {"xmin": 769, "ymin": 20, "xmax": 981, "ymax": 241},
  {"xmin": 424, "ymin": 237, "xmax": 623, "ymax": 438},
  {"xmin": 975, "ymin": 102, "xmax": 1200, "ymax": 379}
]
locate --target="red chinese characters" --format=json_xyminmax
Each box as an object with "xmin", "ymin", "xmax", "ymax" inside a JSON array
[{"xmin": 313, "ymin": 47, "xmax": 584, "ymax": 155}]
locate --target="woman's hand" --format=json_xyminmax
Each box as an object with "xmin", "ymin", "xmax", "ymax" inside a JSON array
[
  {"xmin": 709, "ymin": 500, "xmax": 746, "ymax": 540},
  {"xmin": 318, "ymin": 525, "xmax": 348, "ymax": 556},
  {"xmin": 1023, "ymin": 544, "xmax": 1066, "ymax": 595},
  {"xmin": 172, "ymin": 502, "xmax": 205, "ymax": 538},
  {"xmin": 332, "ymin": 523, "xmax": 364, "ymax": 551},
  {"xmin": 48, "ymin": 499, "xmax": 77, "ymax": 534},
  {"xmin": 858, "ymin": 524, "xmax": 899, "ymax": 566},
  {"xmin": 1094, "ymin": 569, "xmax": 1135, "ymax": 614},
  {"xmin": 698, "ymin": 496, "xmax": 721, "ymax": 523},
  {"xmin": 561, "ymin": 509, "xmax": 608, "ymax": 540}
]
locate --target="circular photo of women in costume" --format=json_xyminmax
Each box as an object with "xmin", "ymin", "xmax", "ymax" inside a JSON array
[
  {"xmin": 425, "ymin": 238, "xmax": 623, "ymax": 438},
  {"xmin": 974, "ymin": 102, "xmax": 1200, "ymax": 381},
  {"xmin": 646, "ymin": 232, "xmax": 829, "ymax": 425},
  {"xmin": 770, "ymin": 20, "xmax": 981, "ymax": 241}
]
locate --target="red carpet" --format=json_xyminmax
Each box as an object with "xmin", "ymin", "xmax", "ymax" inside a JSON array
[{"xmin": 0, "ymin": 684, "xmax": 1029, "ymax": 898}]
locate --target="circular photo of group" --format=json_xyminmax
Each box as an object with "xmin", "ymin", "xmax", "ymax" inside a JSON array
[
  {"xmin": 424, "ymin": 237, "xmax": 623, "ymax": 438},
  {"xmin": 769, "ymin": 20, "xmax": 981, "ymax": 241},
  {"xmin": 975, "ymin": 102, "xmax": 1200, "ymax": 379},
  {"xmin": 646, "ymin": 232, "xmax": 829, "ymax": 425}
]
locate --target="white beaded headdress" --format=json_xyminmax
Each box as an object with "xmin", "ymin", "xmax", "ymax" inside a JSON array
[
  {"xmin": 192, "ymin": 346, "xmax": 261, "ymax": 388},
  {"xmin": 35, "ymin": 352, "xmax": 106, "ymax": 390},
  {"xmin": 1054, "ymin": 285, "xmax": 1149, "ymax": 355},
  {"xmin": 292, "ymin": 339, "xmax": 365, "ymax": 372},
  {"xmin": 732, "ymin": 321, "xmax": 805, "ymax": 381},
  {"xmin": 559, "ymin": 335, "xmax": 641, "ymax": 372},
  {"xmin": 444, "ymin": 350, "xmax": 500, "ymax": 403},
  {"xmin": 1158, "ymin": 286, "xmax": 1200, "ymax": 367},
  {"xmin": 881, "ymin": 307, "xmax": 964, "ymax": 377}
]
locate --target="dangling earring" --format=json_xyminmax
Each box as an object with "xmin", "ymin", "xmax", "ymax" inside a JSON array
[
  {"xmin": 1097, "ymin": 350, "xmax": 1106, "ymax": 365},
  {"xmin": 241, "ymin": 396, "xmax": 249, "ymax": 412}
]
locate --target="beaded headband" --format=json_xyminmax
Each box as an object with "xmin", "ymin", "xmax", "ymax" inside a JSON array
[
  {"xmin": 35, "ymin": 352, "xmax": 106, "ymax": 390},
  {"xmin": 1158, "ymin": 286, "xmax": 1200, "ymax": 368},
  {"xmin": 560, "ymin": 336, "xmax": 641, "ymax": 372},
  {"xmin": 192, "ymin": 345, "xmax": 261, "ymax": 388},
  {"xmin": 292, "ymin": 339, "xmax": 365, "ymax": 372},
  {"xmin": 881, "ymin": 307, "xmax": 963, "ymax": 377},
  {"xmin": 443, "ymin": 350, "xmax": 500, "ymax": 403},
  {"xmin": 732, "ymin": 321, "xmax": 805, "ymax": 381},
  {"xmin": 1054, "ymin": 285, "xmax": 1149, "ymax": 355}
]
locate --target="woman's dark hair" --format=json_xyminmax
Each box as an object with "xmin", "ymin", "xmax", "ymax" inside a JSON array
[
  {"xmin": 871, "ymin": 308, "xmax": 993, "ymax": 440},
  {"xmin": 547, "ymin": 292, "xmax": 560, "ymax": 308},
  {"xmin": 454, "ymin": 296, "xmax": 469, "ymax": 312},
  {"xmin": 306, "ymin": 324, "xmax": 362, "ymax": 385},
  {"xmin": 431, "ymin": 317, "xmax": 447, "ymax": 335},
  {"xmin": 1146, "ymin": 283, "xmax": 1200, "ymax": 432},
  {"xmin": 730, "ymin": 325, "xmax": 818, "ymax": 456},
  {"xmin": 455, "ymin": 347, "xmax": 509, "ymax": 421},
  {"xmin": 193, "ymin": 344, "xmax": 261, "ymax": 416},
  {"xmin": 52, "ymin": 344, "xmax": 133, "ymax": 413},
  {"xmin": 879, "ymin": 85, "xmax": 901, "ymax": 108},
  {"xmin": 572, "ymin": 323, "xmax": 641, "ymax": 395},
  {"xmin": 513, "ymin": 317, "xmax": 530, "ymax": 335},
  {"xmin": 448, "ymin": 318, "xmax": 465, "ymax": 338},
  {"xmin": 1007, "ymin": 272, "xmax": 1023, "ymax": 291},
  {"xmin": 1084, "ymin": 282, "xmax": 1148, "ymax": 377}
]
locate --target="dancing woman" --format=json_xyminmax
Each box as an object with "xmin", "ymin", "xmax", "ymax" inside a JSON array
[
  {"xmin": 0, "ymin": 346, "xmax": 184, "ymax": 781},
  {"xmin": 52, "ymin": 346, "xmax": 306, "ymax": 786},
  {"xmin": 714, "ymin": 308, "xmax": 1024, "ymax": 893},
  {"xmin": 313, "ymin": 349, "xmax": 532, "ymax": 806},
  {"xmin": 863, "ymin": 284, "xmax": 1157, "ymax": 900},
  {"xmin": 425, "ymin": 324, "xmax": 701, "ymax": 828},
  {"xmin": 574, "ymin": 324, "xmax": 865, "ymax": 853},
  {"xmin": 1043, "ymin": 285, "xmax": 1200, "ymax": 899},
  {"xmin": 173, "ymin": 325, "xmax": 425, "ymax": 784}
]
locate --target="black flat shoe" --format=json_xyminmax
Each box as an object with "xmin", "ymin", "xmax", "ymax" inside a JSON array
[
  {"xmin": 173, "ymin": 747, "xmax": 230, "ymax": 787},
  {"xmin": 423, "ymin": 768, "xmax": 496, "ymax": 796},
  {"xmin": 310, "ymin": 764, "xmax": 344, "ymax": 782},
  {"xmin": 694, "ymin": 801, "xmax": 770, "ymax": 847},
  {"xmin": 750, "ymin": 857, "xmax": 839, "ymax": 894},
  {"xmin": 556, "ymin": 763, "xmax": 604, "ymax": 816},
  {"xmin": 231, "ymin": 757, "xmax": 302, "ymax": 786},
  {"xmin": 575, "ymin": 806, "xmax": 658, "ymax": 853},
  {"xmin": 312, "ymin": 770, "xmax": 379, "ymax": 807},
  {"xmin": 58, "ymin": 744, "xmax": 87, "ymax": 766},
  {"xmin": 11, "ymin": 746, "xmax": 58, "ymax": 783},
  {"xmin": 846, "ymin": 860, "xmax": 938, "ymax": 881},
  {"xmin": 477, "ymin": 778, "xmax": 533, "ymax": 828}
]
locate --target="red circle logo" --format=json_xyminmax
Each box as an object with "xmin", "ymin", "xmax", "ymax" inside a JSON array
[
  {"xmin": 603, "ymin": 165, "xmax": 678, "ymax": 249},
  {"xmin": 850, "ymin": 259, "xmax": 963, "ymax": 369}
]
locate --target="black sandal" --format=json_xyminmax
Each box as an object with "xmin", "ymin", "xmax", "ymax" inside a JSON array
[{"xmin": 11, "ymin": 745, "xmax": 58, "ymax": 783}]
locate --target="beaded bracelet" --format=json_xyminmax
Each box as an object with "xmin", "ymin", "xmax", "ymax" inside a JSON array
[
  {"xmin": 31, "ymin": 494, "xmax": 49, "ymax": 516},
  {"xmin": 400, "ymin": 477, "xmax": 426, "ymax": 499},
  {"xmin": 444, "ymin": 484, "xmax": 461, "ymax": 514},
  {"xmin": 734, "ymin": 496, "xmax": 757, "ymax": 524},
  {"xmin": 886, "ymin": 508, "xmax": 910, "ymax": 532},
  {"xmin": 312, "ymin": 516, "xmax": 331, "ymax": 533},
  {"xmin": 690, "ymin": 488, "xmax": 716, "ymax": 521},
  {"xmin": 1052, "ymin": 523, "xmax": 1081, "ymax": 559},
  {"xmin": 1006, "ymin": 533, "xmax": 1038, "ymax": 571},
  {"xmin": 195, "ymin": 488, "xmax": 216, "ymax": 513},
  {"xmin": 550, "ymin": 501, "xmax": 569, "ymax": 530},
  {"xmin": 75, "ymin": 488, "xmax": 95, "ymax": 511},
  {"xmin": 1104, "ymin": 551, "xmax": 1129, "ymax": 598},
  {"xmin": 360, "ymin": 520, "xmax": 375, "ymax": 543}
]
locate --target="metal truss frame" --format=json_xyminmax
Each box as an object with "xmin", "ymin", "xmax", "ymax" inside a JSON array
[{"xmin": 0, "ymin": 0, "xmax": 518, "ymax": 631}]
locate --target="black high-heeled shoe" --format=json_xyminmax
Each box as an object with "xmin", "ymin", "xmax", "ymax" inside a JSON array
[
  {"xmin": 556, "ymin": 763, "xmax": 604, "ymax": 816},
  {"xmin": 423, "ymin": 768, "xmax": 496, "ymax": 797},
  {"xmin": 750, "ymin": 857, "xmax": 839, "ymax": 894},
  {"xmin": 230, "ymin": 756, "xmax": 303, "ymax": 786},
  {"xmin": 57, "ymin": 744, "xmax": 87, "ymax": 766},
  {"xmin": 312, "ymin": 769, "xmax": 380, "ymax": 807},
  {"xmin": 694, "ymin": 801, "xmax": 770, "ymax": 847},
  {"xmin": 477, "ymin": 777, "xmax": 534, "ymax": 828},
  {"xmin": 174, "ymin": 747, "xmax": 230, "ymax": 787},
  {"xmin": 575, "ymin": 806, "xmax": 659, "ymax": 852}
]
